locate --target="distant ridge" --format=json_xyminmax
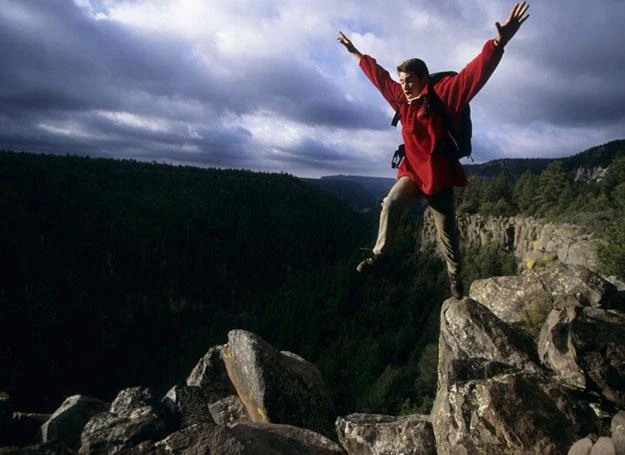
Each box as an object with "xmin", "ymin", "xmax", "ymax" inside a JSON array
[{"xmin": 305, "ymin": 139, "xmax": 625, "ymax": 210}]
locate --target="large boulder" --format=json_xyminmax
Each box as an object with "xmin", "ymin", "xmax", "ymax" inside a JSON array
[
  {"xmin": 186, "ymin": 345, "xmax": 237, "ymax": 403},
  {"xmin": 469, "ymin": 263, "xmax": 618, "ymax": 338},
  {"xmin": 41, "ymin": 395, "xmax": 108, "ymax": 451},
  {"xmin": 436, "ymin": 297, "xmax": 539, "ymax": 392},
  {"xmin": 538, "ymin": 302, "xmax": 625, "ymax": 406},
  {"xmin": 432, "ymin": 372, "xmax": 597, "ymax": 455},
  {"xmin": 161, "ymin": 385, "xmax": 214, "ymax": 430},
  {"xmin": 335, "ymin": 413, "xmax": 436, "ymax": 455},
  {"xmin": 222, "ymin": 330, "xmax": 335, "ymax": 439},
  {"xmin": 125, "ymin": 421, "xmax": 344, "ymax": 455},
  {"xmin": 432, "ymin": 298, "xmax": 598, "ymax": 454},
  {"xmin": 79, "ymin": 387, "xmax": 171, "ymax": 454}
]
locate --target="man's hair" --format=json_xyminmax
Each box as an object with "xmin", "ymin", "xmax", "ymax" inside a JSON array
[{"xmin": 397, "ymin": 58, "xmax": 429, "ymax": 78}]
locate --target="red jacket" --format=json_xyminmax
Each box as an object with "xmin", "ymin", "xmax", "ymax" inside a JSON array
[{"xmin": 360, "ymin": 40, "xmax": 504, "ymax": 195}]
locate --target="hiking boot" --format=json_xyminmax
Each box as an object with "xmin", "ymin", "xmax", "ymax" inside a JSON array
[
  {"xmin": 449, "ymin": 273, "xmax": 465, "ymax": 299},
  {"xmin": 356, "ymin": 254, "xmax": 382, "ymax": 273}
]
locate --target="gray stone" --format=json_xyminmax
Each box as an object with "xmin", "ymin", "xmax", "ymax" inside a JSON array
[
  {"xmin": 613, "ymin": 411, "xmax": 625, "ymax": 440},
  {"xmin": 538, "ymin": 304, "xmax": 625, "ymax": 406},
  {"xmin": 208, "ymin": 395, "xmax": 248, "ymax": 426},
  {"xmin": 162, "ymin": 385, "xmax": 213, "ymax": 429},
  {"xmin": 41, "ymin": 394, "xmax": 108, "ymax": 450},
  {"xmin": 469, "ymin": 274, "xmax": 552, "ymax": 337},
  {"xmin": 533, "ymin": 263, "xmax": 616, "ymax": 308},
  {"xmin": 222, "ymin": 329, "xmax": 335, "ymax": 439},
  {"xmin": 124, "ymin": 421, "xmax": 344, "ymax": 455},
  {"xmin": 569, "ymin": 437, "xmax": 593, "ymax": 455},
  {"xmin": 335, "ymin": 413, "xmax": 435, "ymax": 455},
  {"xmin": 538, "ymin": 305, "xmax": 586, "ymax": 390},
  {"xmin": 186, "ymin": 345, "xmax": 236, "ymax": 403},
  {"xmin": 432, "ymin": 372, "xmax": 597, "ymax": 455},
  {"xmin": 437, "ymin": 298, "xmax": 539, "ymax": 392},
  {"xmin": 590, "ymin": 437, "xmax": 616, "ymax": 455},
  {"xmin": 79, "ymin": 387, "xmax": 170, "ymax": 454}
]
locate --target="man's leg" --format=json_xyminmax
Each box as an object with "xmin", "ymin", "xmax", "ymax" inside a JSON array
[
  {"xmin": 426, "ymin": 187, "xmax": 464, "ymax": 298},
  {"xmin": 357, "ymin": 176, "xmax": 418, "ymax": 272}
]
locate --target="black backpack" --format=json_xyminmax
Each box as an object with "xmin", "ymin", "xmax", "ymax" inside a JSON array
[{"xmin": 391, "ymin": 71, "xmax": 473, "ymax": 168}]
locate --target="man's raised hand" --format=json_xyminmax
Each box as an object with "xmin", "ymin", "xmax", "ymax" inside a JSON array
[
  {"xmin": 337, "ymin": 31, "xmax": 363, "ymax": 60},
  {"xmin": 495, "ymin": 1, "xmax": 530, "ymax": 48}
]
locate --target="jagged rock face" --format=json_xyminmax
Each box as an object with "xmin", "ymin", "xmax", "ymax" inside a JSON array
[
  {"xmin": 222, "ymin": 329, "xmax": 336, "ymax": 440},
  {"xmin": 469, "ymin": 263, "xmax": 618, "ymax": 338},
  {"xmin": 335, "ymin": 413, "xmax": 436, "ymax": 455},
  {"xmin": 436, "ymin": 298, "xmax": 539, "ymax": 392},
  {"xmin": 432, "ymin": 298, "xmax": 598, "ymax": 454},
  {"xmin": 539, "ymin": 303, "xmax": 625, "ymax": 406},
  {"xmin": 162, "ymin": 385, "xmax": 215, "ymax": 429},
  {"xmin": 186, "ymin": 345, "xmax": 237, "ymax": 403},
  {"xmin": 126, "ymin": 422, "xmax": 344, "ymax": 455},
  {"xmin": 433, "ymin": 372, "xmax": 597, "ymax": 455},
  {"xmin": 79, "ymin": 387, "xmax": 171, "ymax": 454},
  {"xmin": 421, "ymin": 213, "xmax": 599, "ymax": 271},
  {"xmin": 208, "ymin": 395, "xmax": 248, "ymax": 426},
  {"xmin": 41, "ymin": 394, "xmax": 108, "ymax": 451}
]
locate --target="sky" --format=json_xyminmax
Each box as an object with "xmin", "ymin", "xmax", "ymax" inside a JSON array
[{"xmin": 1, "ymin": 0, "xmax": 624, "ymax": 178}]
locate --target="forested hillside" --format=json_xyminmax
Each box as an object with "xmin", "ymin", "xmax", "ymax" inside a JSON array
[{"xmin": 0, "ymin": 151, "xmax": 375, "ymax": 412}]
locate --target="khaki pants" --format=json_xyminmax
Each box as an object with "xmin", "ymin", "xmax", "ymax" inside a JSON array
[{"xmin": 372, "ymin": 176, "xmax": 461, "ymax": 276}]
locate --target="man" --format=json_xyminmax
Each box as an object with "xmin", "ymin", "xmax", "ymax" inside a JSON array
[{"xmin": 337, "ymin": 2, "xmax": 529, "ymax": 299}]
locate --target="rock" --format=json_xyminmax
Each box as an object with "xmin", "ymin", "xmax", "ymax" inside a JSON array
[
  {"xmin": 538, "ymin": 304, "xmax": 587, "ymax": 390},
  {"xmin": 41, "ymin": 394, "xmax": 108, "ymax": 451},
  {"xmin": 534, "ymin": 263, "xmax": 617, "ymax": 308},
  {"xmin": 421, "ymin": 214, "xmax": 599, "ymax": 271},
  {"xmin": 469, "ymin": 274, "xmax": 552, "ymax": 337},
  {"xmin": 222, "ymin": 329, "xmax": 335, "ymax": 439},
  {"xmin": 569, "ymin": 437, "xmax": 593, "ymax": 455},
  {"xmin": 613, "ymin": 411, "xmax": 625, "ymax": 440},
  {"xmin": 79, "ymin": 387, "xmax": 170, "ymax": 454},
  {"xmin": 162, "ymin": 385, "xmax": 214, "ymax": 429},
  {"xmin": 208, "ymin": 395, "xmax": 248, "ymax": 426},
  {"xmin": 436, "ymin": 298, "xmax": 538, "ymax": 392},
  {"xmin": 123, "ymin": 421, "xmax": 344, "ymax": 454},
  {"xmin": 590, "ymin": 437, "xmax": 616, "ymax": 455},
  {"xmin": 186, "ymin": 345, "xmax": 237, "ymax": 403},
  {"xmin": 470, "ymin": 264, "xmax": 617, "ymax": 339},
  {"xmin": 335, "ymin": 413, "xmax": 436, "ymax": 455},
  {"xmin": 538, "ymin": 304, "xmax": 625, "ymax": 406},
  {"xmin": 432, "ymin": 372, "xmax": 597, "ymax": 455}
]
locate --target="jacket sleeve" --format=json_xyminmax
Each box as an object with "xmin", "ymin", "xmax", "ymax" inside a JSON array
[
  {"xmin": 359, "ymin": 55, "xmax": 404, "ymax": 111},
  {"xmin": 437, "ymin": 40, "xmax": 504, "ymax": 113}
]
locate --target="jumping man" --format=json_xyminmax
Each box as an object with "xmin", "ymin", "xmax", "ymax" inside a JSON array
[{"xmin": 337, "ymin": 2, "xmax": 530, "ymax": 298}]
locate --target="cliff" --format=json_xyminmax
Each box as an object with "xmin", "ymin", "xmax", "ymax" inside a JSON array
[
  {"xmin": 3, "ymin": 258, "xmax": 624, "ymax": 453},
  {"xmin": 421, "ymin": 212, "xmax": 600, "ymax": 272}
]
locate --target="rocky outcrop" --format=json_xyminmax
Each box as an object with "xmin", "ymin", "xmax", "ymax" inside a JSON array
[
  {"xmin": 222, "ymin": 329, "xmax": 335, "ymax": 439},
  {"xmin": 335, "ymin": 413, "xmax": 436, "ymax": 455},
  {"xmin": 421, "ymin": 212, "xmax": 600, "ymax": 271},
  {"xmin": 431, "ymin": 296, "xmax": 598, "ymax": 455},
  {"xmin": 41, "ymin": 395, "xmax": 108, "ymax": 451},
  {"xmin": 2, "ymin": 263, "xmax": 623, "ymax": 454}
]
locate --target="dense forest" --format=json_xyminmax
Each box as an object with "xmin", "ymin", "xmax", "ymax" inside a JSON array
[{"xmin": 2, "ymin": 139, "xmax": 624, "ymax": 419}]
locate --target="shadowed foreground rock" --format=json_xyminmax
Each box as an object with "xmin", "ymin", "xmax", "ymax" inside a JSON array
[
  {"xmin": 126, "ymin": 422, "xmax": 344, "ymax": 454},
  {"xmin": 222, "ymin": 329, "xmax": 336, "ymax": 439},
  {"xmin": 2, "ymin": 260, "xmax": 624, "ymax": 453},
  {"xmin": 335, "ymin": 413, "xmax": 436, "ymax": 455},
  {"xmin": 432, "ymin": 297, "xmax": 598, "ymax": 455}
]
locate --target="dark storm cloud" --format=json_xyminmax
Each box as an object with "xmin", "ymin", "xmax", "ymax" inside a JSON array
[{"xmin": 0, "ymin": 0, "xmax": 380, "ymax": 174}]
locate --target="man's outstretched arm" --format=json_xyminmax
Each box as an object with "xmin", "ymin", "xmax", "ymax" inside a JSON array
[
  {"xmin": 337, "ymin": 31, "xmax": 363, "ymax": 62},
  {"xmin": 494, "ymin": 1, "xmax": 530, "ymax": 48}
]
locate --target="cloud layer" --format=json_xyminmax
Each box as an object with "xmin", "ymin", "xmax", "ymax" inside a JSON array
[{"xmin": 1, "ymin": 0, "xmax": 624, "ymax": 177}]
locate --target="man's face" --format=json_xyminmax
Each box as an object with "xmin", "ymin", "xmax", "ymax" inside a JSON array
[{"xmin": 398, "ymin": 71, "xmax": 426, "ymax": 102}]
